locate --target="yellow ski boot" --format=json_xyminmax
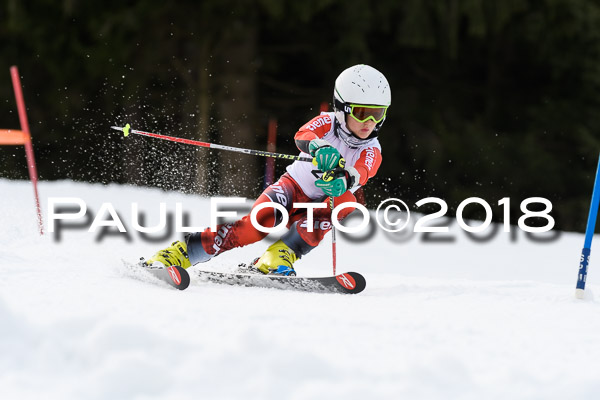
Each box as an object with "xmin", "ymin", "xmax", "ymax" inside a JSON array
[
  {"xmin": 145, "ymin": 241, "xmax": 192, "ymax": 269},
  {"xmin": 253, "ymin": 240, "xmax": 297, "ymax": 276}
]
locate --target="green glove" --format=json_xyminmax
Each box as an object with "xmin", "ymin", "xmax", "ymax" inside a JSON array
[
  {"xmin": 314, "ymin": 169, "xmax": 348, "ymax": 197},
  {"xmin": 309, "ymin": 139, "xmax": 342, "ymax": 172}
]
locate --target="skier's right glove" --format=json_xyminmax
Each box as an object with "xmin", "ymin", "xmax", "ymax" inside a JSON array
[
  {"xmin": 314, "ymin": 166, "xmax": 360, "ymax": 197},
  {"xmin": 309, "ymin": 139, "xmax": 343, "ymax": 172}
]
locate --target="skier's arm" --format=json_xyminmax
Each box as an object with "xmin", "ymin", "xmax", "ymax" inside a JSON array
[
  {"xmin": 352, "ymin": 147, "xmax": 382, "ymax": 186},
  {"xmin": 295, "ymin": 130, "xmax": 319, "ymax": 154},
  {"xmin": 294, "ymin": 115, "xmax": 333, "ymax": 154},
  {"xmin": 294, "ymin": 115, "xmax": 343, "ymax": 172}
]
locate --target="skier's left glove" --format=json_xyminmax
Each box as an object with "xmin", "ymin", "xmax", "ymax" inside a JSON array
[
  {"xmin": 314, "ymin": 166, "xmax": 361, "ymax": 197},
  {"xmin": 309, "ymin": 139, "xmax": 343, "ymax": 172}
]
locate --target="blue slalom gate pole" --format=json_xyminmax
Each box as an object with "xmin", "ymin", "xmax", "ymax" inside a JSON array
[{"xmin": 576, "ymin": 154, "xmax": 600, "ymax": 299}]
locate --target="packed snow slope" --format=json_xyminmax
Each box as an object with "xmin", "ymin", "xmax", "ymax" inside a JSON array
[{"xmin": 2, "ymin": 179, "xmax": 600, "ymax": 400}]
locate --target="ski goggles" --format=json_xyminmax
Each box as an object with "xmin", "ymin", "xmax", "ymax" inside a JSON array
[{"xmin": 346, "ymin": 104, "xmax": 388, "ymax": 123}]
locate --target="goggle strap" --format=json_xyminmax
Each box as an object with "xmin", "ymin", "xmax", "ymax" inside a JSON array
[{"xmin": 333, "ymin": 97, "xmax": 346, "ymax": 112}]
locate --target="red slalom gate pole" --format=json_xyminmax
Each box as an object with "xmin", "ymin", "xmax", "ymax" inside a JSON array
[
  {"xmin": 10, "ymin": 66, "xmax": 43, "ymax": 235},
  {"xmin": 264, "ymin": 118, "xmax": 277, "ymax": 188}
]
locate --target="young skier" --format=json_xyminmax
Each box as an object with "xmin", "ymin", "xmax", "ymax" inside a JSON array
[{"xmin": 145, "ymin": 64, "xmax": 391, "ymax": 275}]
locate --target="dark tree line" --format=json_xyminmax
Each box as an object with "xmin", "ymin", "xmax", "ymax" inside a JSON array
[{"xmin": 2, "ymin": 0, "xmax": 600, "ymax": 231}]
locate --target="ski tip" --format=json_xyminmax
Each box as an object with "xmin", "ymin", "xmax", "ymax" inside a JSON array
[
  {"xmin": 336, "ymin": 272, "xmax": 366, "ymax": 294},
  {"xmin": 110, "ymin": 126, "xmax": 122, "ymax": 132},
  {"xmin": 167, "ymin": 265, "xmax": 191, "ymax": 290}
]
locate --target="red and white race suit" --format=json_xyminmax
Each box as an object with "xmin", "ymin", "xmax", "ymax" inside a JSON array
[{"xmin": 196, "ymin": 112, "xmax": 383, "ymax": 258}]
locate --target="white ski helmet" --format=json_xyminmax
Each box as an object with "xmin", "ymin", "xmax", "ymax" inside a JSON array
[{"xmin": 333, "ymin": 64, "xmax": 391, "ymax": 144}]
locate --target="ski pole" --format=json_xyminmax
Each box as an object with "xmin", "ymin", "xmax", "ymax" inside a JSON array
[
  {"xmin": 111, "ymin": 124, "xmax": 313, "ymax": 163},
  {"xmin": 322, "ymin": 163, "xmax": 346, "ymax": 276},
  {"xmin": 330, "ymin": 196, "xmax": 337, "ymax": 276}
]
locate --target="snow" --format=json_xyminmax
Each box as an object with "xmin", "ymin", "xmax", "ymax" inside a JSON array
[{"xmin": 2, "ymin": 178, "xmax": 600, "ymax": 399}]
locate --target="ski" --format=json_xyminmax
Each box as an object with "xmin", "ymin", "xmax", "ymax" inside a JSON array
[
  {"xmin": 194, "ymin": 269, "xmax": 366, "ymax": 294},
  {"xmin": 123, "ymin": 260, "xmax": 364, "ymax": 294}
]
